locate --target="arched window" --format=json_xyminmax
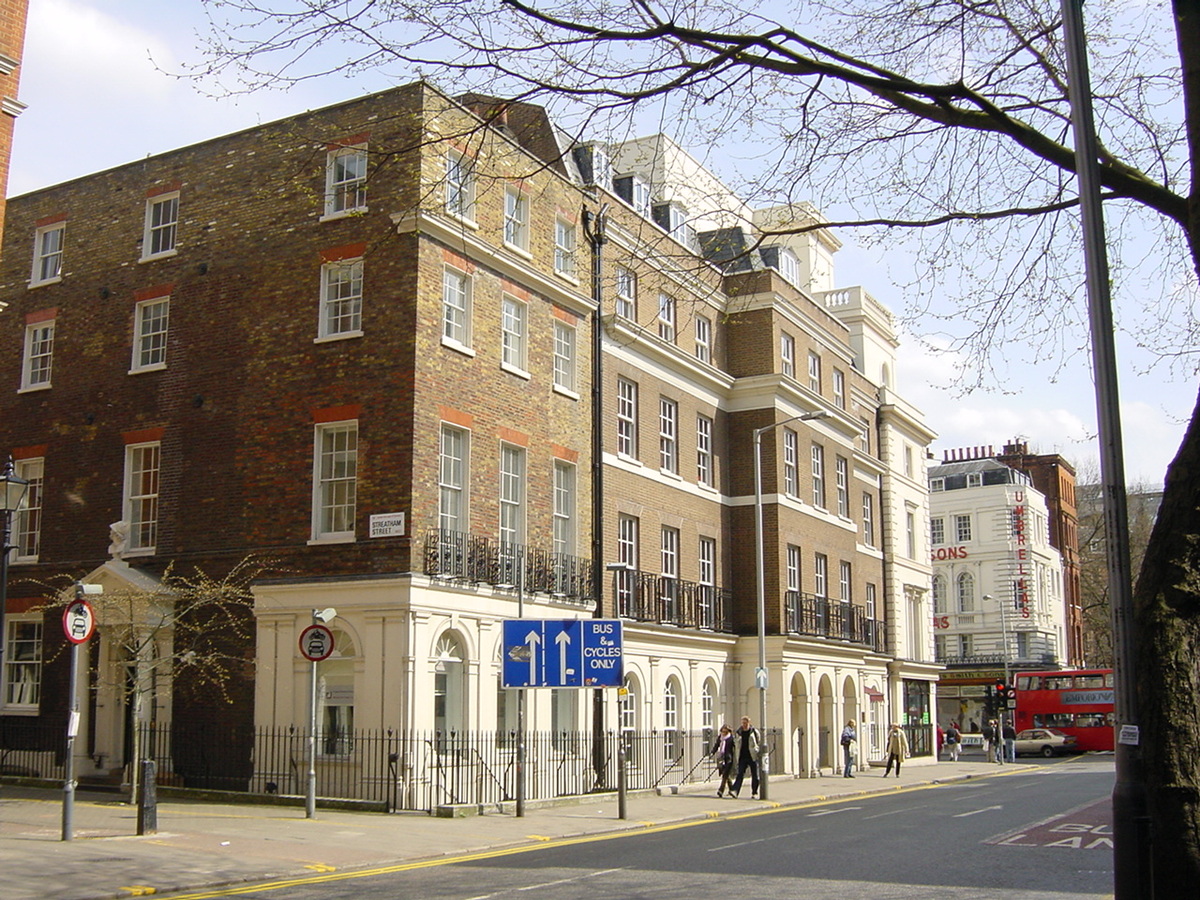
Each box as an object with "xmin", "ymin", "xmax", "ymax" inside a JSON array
[
  {"xmin": 701, "ymin": 678, "xmax": 718, "ymax": 744},
  {"xmin": 932, "ymin": 574, "xmax": 948, "ymax": 614},
  {"xmin": 957, "ymin": 572, "xmax": 975, "ymax": 613},
  {"xmin": 663, "ymin": 677, "xmax": 681, "ymax": 761},
  {"xmin": 620, "ymin": 674, "xmax": 639, "ymax": 761},
  {"xmin": 433, "ymin": 632, "xmax": 466, "ymax": 736}
]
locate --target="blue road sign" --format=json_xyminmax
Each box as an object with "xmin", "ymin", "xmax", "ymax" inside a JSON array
[{"xmin": 502, "ymin": 619, "xmax": 623, "ymax": 688}]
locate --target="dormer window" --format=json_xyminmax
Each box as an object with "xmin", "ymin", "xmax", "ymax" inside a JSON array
[
  {"xmin": 652, "ymin": 202, "xmax": 697, "ymax": 249},
  {"xmin": 775, "ymin": 247, "xmax": 799, "ymax": 285},
  {"xmin": 613, "ymin": 174, "xmax": 651, "ymax": 217}
]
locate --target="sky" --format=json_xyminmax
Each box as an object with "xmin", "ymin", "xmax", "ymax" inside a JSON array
[{"xmin": 9, "ymin": 0, "xmax": 1195, "ymax": 489}]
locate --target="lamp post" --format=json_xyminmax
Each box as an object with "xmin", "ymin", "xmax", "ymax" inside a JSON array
[
  {"xmin": 304, "ymin": 607, "xmax": 337, "ymax": 819},
  {"xmin": 0, "ymin": 458, "xmax": 30, "ymax": 730},
  {"xmin": 606, "ymin": 561, "xmax": 632, "ymax": 820},
  {"xmin": 753, "ymin": 410, "xmax": 829, "ymax": 800},
  {"xmin": 985, "ymin": 593, "xmax": 1011, "ymax": 756}
]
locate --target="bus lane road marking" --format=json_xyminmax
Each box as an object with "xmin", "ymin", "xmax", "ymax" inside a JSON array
[{"xmin": 987, "ymin": 797, "xmax": 1111, "ymax": 850}]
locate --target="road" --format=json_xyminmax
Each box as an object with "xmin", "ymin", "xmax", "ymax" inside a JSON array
[{"xmin": 164, "ymin": 758, "xmax": 1114, "ymax": 900}]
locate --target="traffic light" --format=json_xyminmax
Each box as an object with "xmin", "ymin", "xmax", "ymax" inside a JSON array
[{"xmin": 995, "ymin": 682, "xmax": 1011, "ymax": 705}]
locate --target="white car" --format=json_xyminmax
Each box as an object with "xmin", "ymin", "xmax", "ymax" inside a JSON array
[{"xmin": 1014, "ymin": 728, "xmax": 1078, "ymax": 757}]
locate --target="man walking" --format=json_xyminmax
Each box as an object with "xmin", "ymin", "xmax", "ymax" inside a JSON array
[
  {"xmin": 730, "ymin": 716, "xmax": 760, "ymax": 798},
  {"xmin": 883, "ymin": 723, "xmax": 909, "ymax": 777}
]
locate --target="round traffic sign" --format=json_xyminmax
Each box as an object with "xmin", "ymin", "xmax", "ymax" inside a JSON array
[
  {"xmin": 299, "ymin": 623, "xmax": 335, "ymax": 661},
  {"xmin": 62, "ymin": 599, "xmax": 96, "ymax": 645}
]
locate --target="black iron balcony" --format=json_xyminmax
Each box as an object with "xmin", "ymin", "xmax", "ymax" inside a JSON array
[
  {"xmin": 612, "ymin": 568, "xmax": 731, "ymax": 632},
  {"xmin": 784, "ymin": 591, "xmax": 884, "ymax": 651},
  {"xmin": 423, "ymin": 529, "xmax": 594, "ymax": 605}
]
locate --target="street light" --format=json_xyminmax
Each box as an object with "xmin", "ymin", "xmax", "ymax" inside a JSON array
[
  {"xmin": 306, "ymin": 607, "xmax": 336, "ymax": 819},
  {"xmin": 753, "ymin": 409, "xmax": 829, "ymax": 800},
  {"xmin": 0, "ymin": 458, "xmax": 30, "ymax": 721},
  {"xmin": 985, "ymin": 593, "xmax": 1011, "ymax": 761}
]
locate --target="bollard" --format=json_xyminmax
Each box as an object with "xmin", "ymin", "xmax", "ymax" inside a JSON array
[{"xmin": 137, "ymin": 759, "xmax": 157, "ymax": 835}]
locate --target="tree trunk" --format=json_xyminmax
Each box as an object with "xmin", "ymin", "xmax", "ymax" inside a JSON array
[{"xmin": 1135, "ymin": 384, "xmax": 1200, "ymax": 886}]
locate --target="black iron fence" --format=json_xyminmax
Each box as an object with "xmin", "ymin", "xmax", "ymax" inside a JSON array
[
  {"xmin": 613, "ymin": 569, "xmax": 732, "ymax": 632},
  {"xmin": 0, "ymin": 720, "xmax": 65, "ymax": 780},
  {"xmin": 784, "ymin": 592, "xmax": 883, "ymax": 651},
  {"xmin": 136, "ymin": 724, "xmax": 781, "ymax": 812}
]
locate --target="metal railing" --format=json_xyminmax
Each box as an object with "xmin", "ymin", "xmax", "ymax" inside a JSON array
[
  {"xmin": 784, "ymin": 592, "xmax": 883, "ymax": 651},
  {"xmin": 423, "ymin": 530, "xmax": 594, "ymax": 605},
  {"xmin": 613, "ymin": 569, "xmax": 732, "ymax": 631},
  {"xmin": 134, "ymin": 724, "xmax": 780, "ymax": 812},
  {"xmin": 0, "ymin": 720, "xmax": 65, "ymax": 780}
]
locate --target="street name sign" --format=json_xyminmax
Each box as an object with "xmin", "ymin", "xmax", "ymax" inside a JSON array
[{"xmin": 502, "ymin": 619, "xmax": 623, "ymax": 688}]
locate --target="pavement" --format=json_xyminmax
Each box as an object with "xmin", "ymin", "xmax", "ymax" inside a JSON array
[{"xmin": 3, "ymin": 756, "xmax": 1037, "ymax": 900}]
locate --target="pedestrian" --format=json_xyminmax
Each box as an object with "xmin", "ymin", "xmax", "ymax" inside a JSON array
[
  {"xmin": 712, "ymin": 724, "xmax": 736, "ymax": 797},
  {"xmin": 730, "ymin": 715, "xmax": 761, "ymax": 798},
  {"xmin": 840, "ymin": 719, "xmax": 857, "ymax": 777},
  {"xmin": 990, "ymin": 720, "xmax": 1004, "ymax": 763},
  {"xmin": 982, "ymin": 719, "xmax": 996, "ymax": 762},
  {"xmin": 946, "ymin": 721, "xmax": 961, "ymax": 762},
  {"xmin": 883, "ymin": 723, "xmax": 909, "ymax": 777},
  {"xmin": 1003, "ymin": 720, "xmax": 1017, "ymax": 763},
  {"xmin": 936, "ymin": 723, "xmax": 945, "ymax": 760}
]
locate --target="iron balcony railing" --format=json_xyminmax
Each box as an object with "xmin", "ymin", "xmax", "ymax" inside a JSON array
[
  {"xmin": 612, "ymin": 568, "xmax": 732, "ymax": 632},
  {"xmin": 423, "ymin": 529, "xmax": 594, "ymax": 605},
  {"xmin": 784, "ymin": 591, "xmax": 884, "ymax": 651}
]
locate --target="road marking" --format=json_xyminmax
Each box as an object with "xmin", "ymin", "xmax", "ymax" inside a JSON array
[
  {"xmin": 119, "ymin": 888, "xmax": 157, "ymax": 897},
  {"xmin": 953, "ymin": 805, "xmax": 1003, "ymax": 817},
  {"xmin": 302, "ymin": 864, "xmax": 336, "ymax": 873},
  {"xmin": 863, "ymin": 805, "xmax": 926, "ymax": 820},
  {"xmin": 807, "ymin": 806, "xmax": 862, "ymax": 817},
  {"xmin": 527, "ymin": 835, "xmax": 552, "ymax": 841},
  {"xmin": 465, "ymin": 867, "xmax": 625, "ymax": 900},
  {"xmin": 708, "ymin": 829, "xmax": 812, "ymax": 851}
]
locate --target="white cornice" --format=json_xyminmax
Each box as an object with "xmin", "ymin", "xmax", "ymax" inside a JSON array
[{"xmin": 2, "ymin": 96, "xmax": 27, "ymax": 118}]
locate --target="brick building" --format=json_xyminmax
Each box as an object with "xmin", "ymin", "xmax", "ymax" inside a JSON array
[
  {"xmin": 0, "ymin": 0, "xmax": 26, "ymax": 246},
  {"xmin": 0, "ymin": 83, "xmax": 936, "ymax": 792}
]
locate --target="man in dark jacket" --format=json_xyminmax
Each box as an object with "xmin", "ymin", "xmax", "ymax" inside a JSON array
[{"xmin": 730, "ymin": 716, "xmax": 760, "ymax": 798}]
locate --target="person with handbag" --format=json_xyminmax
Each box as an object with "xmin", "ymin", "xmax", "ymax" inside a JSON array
[
  {"xmin": 730, "ymin": 716, "xmax": 761, "ymax": 798},
  {"xmin": 840, "ymin": 720, "xmax": 857, "ymax": 777},
  {"xmin": 712, "ymin": 723, "xmax": 736, "ymax": 797},
  {"xmin": 883, "ymin": 723, "xmax": 909, "ymax": 777}
]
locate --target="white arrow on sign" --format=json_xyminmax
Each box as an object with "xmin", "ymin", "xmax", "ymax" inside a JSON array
[
  {"xmin": 556, "ymin": 629, "xmax": 572, "ymax": 684},
  {"xmin": 525, "ymin": 630, "xmax": 541, "ymax": 684}
]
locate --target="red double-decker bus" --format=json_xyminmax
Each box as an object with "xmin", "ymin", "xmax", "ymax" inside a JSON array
[{"xmin": 1012, "ymin": 669, "xmax": 1115, "ymax": 752}]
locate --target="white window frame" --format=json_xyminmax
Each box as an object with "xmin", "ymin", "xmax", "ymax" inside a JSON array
[
  {"xmin": 695, "ymin": 314, "xmax": 712, "ymax": 363},
  {"xmin": 439, "ymin": 425, "xmax": 468, "ymax": 533},
  {"xmin": 807, "ymin": 351, "xmax": 821, "ymax": 393},
  {"xmin": 12, "ymin": 458, "xmax": 42, "ymax": 562},
  {"xmin": 781, "ymin": 332, "xmax": 795, "ymax": 378},
  {"xmin": 814, "ymin": 552, "xmax": 828, "ymax": 598},
  {"xmin": 775, "ymin": 247, "xmax": 800, "ymax": 284},
  {"xmin": 955, "ymin": 513, "xmax": 973, "ymax": 542},
  {"xmin": 131, "ymin": 296, "xmax": 170, "ymax": 373},
  {"xmin": 931, "ymin": 516, "xmax": 945, "ymax": 545},
  {"xmin": 142, "ymin": 192, "xmax": 179, "ymax": 259},
  {"xmin": 862, "ymin": 493, "xmax": 875, "ymax": 547},
  {"xmin": 617, "ymin": 378, "xmax": 638, "ymax": 459},
  {"xmin": 811, "ymin": 443, "xmax": 826, "ymax": 508},
  {"xmin": 696, "ymin": 414, "xmax": 713, "ymax": 487},
  {"xmin": 930, "ymin": 477, "xmax": 945, "ymax": 492},
  {"xmin": 552, "ymin": 460, "xmax": 576, "ymax": 558},
  {"xmin": 21, "ymin": 320, "xmax": 54, "ymax": 391},
  {"xmin": 866, "ymin": 583, "xmax": 877, "ymax": 619},
  {"xmin": 503, "ymin": 186, "xmax": 529, "ymax": 252},
  {"xmin": 324, "ymin": 144, "xmax": 368, "ymax": 218},
  {"xmin": 318, "ymin": 259, "xmax": 363, "ymax": 340},
  {"xmin": 957, "ymin": 572, "xmax": 975, "ymax": 612},
  {"xmin": 312, "ymin": 421, "xmax": 358, "ymax": 542},
  {"xmin": 441, "ymin": 266, "xmax": 473, "ymax": 351},
  {"xmin": 500, "ymin": 295, "xmax": 528, "ymax": 375},
  {"xmin": 659, "ymin": 397, "xmax": 678, "ymax": 474},
  {"xmin": 657, "ymin": 293, "xmax": 676, "ymax": 342},
  {"xmin": 786, "ymin": 545, "xmax": 801, "ymax": 592},
  {"xmin": 907, "ymin": 510, "xmax": 918, "ymax": 558},
  {"xmin": 552, "ymin": 321, "xmax": 577, "ymax": 395},
  {"xmin": 124, "ymin": 441, "xmax": 161, "ymax": 554},
  {"xmin": 31, "ymin": 222, "xmax": 64, "ymax": 286},
  {"xmin": 615, "ymin": 267, "xmax": 636, "ymax": 319},
  {"xmin": 444, "ymin": 150, "xmax": 475, "ymax": 221},
  {"xmin": 835, "ymin": 456, "xmax": 849, "ymax": 517},
  {"xmin": 499, "ymin": 444, "xmax": 526, "ymax": 547},
  {"xmin": 833, "ymin": 369, "xmax": 846, "ymax": 409},
  {"xmin": 554, "ymin": 218, "xmax": 577, "ymax": 279},
  {"xmin": 839, "ymin": 560, "xmax": 852, "ymax": 602},
  {"xmin": 783, "ymin": 428, "xmax": 798, "ymax": 496},
  {"xmin": 3, "ymin": 618, "xmax": 42, "ymax": 711}
]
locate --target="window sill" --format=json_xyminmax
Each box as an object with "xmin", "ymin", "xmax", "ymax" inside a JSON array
[
  {"xmin": 444, "ymin": 211, "xmax": 479, "ymax": 230},
  {"xmin": 552, "ymin": 384, "xmax": 580, "ymax": 401},
  {"xmin": 28, "ymin": 275, "xmax": 62, "ymax": 290},
  {"xmin": 123, "ymin": 548, "xmax": 156, "ymax": 559},
  {"xmin": 442, "ymin": 337, "xmax": 476, "ymax": 358},
  {"xmin": 128, "ymin": 363, "xmax": 167, "ymax": 375},
  {"xmin": 139, "ymin": 249, "xmax": 179, "ymax": 264},
  {"xmin": 17, "ymin": 383, "xmax": 51, "ymax": 394},
  {"xmin": 308, "ymin": 535, "xmax": 357, "ymax": 546},
  {"xmin": 500, "ymin": 362, "xmax": 531, "ymax": 381},
  {"xmin": 659, "ymin": 468, "xmax": 682, "ymax": 481},
  {"xmin": 616, "ymin": 453, "xmax": 642, "ymax": 467},
  {"xmin": 697, "ymin": 482, "xmax": 718, "ymax": 495},
  {"xmin": 553, "ymin": 269, "xmax": 580, "ymax": 287},
  {"xmin": 0, "ymin": 706, "xmax": 39, "ymax": 717},
  {"xmin": 320, "ymin": 207, "xmax": 368, "ymax": 223},
  {"xmin": 314, "ymin": 331, "xmax": 364, "ymax": 345},
  {"xmin": 503, "ymin": 242, "xmax": 533, "ymax": 261}
]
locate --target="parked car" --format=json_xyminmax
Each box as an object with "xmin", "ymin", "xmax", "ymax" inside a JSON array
[{"xmin": 1014, "ymin": 728, "xmax": 1079, "ymax": 757}]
